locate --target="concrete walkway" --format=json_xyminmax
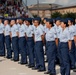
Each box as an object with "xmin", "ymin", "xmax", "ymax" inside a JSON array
[{"xmin": 0, "ymin": 57, "xmax": 76, "ymax": 75}]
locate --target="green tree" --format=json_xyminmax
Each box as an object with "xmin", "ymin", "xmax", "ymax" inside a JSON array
[
  {"xmin": 33, "ymin": 14, "xmax": 38, "ymax": 18},
  {"xmin": 62, "ymin": 12, "xmax": 76, "ymax": 19},
  {"xmin": 51, "ymin": 12, "xmax": 62, "ymax": 18}
]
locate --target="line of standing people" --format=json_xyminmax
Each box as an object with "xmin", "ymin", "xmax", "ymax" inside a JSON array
[{"xmin": 0, "ymin": 17, "xmax": 76, "ymax": 75}]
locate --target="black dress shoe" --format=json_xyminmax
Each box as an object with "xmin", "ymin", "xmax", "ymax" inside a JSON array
[
  {"xmin": 50, "ymin": 73, "xmax": 56, "ymax": 75},
  {"xmin": 71, "ymin": 67, "xmax": 75, "ymax": 70},
  {"xmin": 32, "ymin": 67, "xmax": 39, "ymax": 70},
  {"xmin": 38, "ymin": 69, "xmax": 46, "ymax": 72},
  {"xmin": 44, "ymin": 71, "xmax": 50, "ymax": 74},
  {"xmin": 28, "ymin": 65, "xmax": 35, "ymax": 68},
  {"xmin": 10, "ymin": 58, "xmax": 19, "ymax": 61},
  {"xmin": 18, "ymin": 62, "xmax": 26, "ymax": 65},
  {"xmin": 73, "ymin": 69, "xmax": 76, "ymax": 72},
  {"xmin": 0, "ymin": 55, "xmax": 5, "ymax": 56},
  {"xmin": 11, "ymin": 59, "xmax": 14, "ymax": 61},
  {"xmin": 26, "ymin": 64, "xmax": 29, "ymax": 66},
  {"xmin": 14, "ymin": 60, "xmax": 19, "ymax": 62},
  {"xmin": 6, "ymin": 57, "xmax": 12, "ymax": 59}
]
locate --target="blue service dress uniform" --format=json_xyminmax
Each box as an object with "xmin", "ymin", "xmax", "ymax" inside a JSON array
[
  {"xmin": 74, "ymin": 25, "xmax": 76, "ymax": 64},
  {"xmin": 26, "ymin": 25, "xmax": 35, "ymax": 67},
  {"xmin": 11, "ymin": 24, "xmax": 19, "ymax": 61},
  {"xmin": 54, "ymin": 21, "xmax": 62, "ymax": 64},
  {"xmin": 17, "ymin": 23, "xmax": 21, "ymax": 54},
  {"xmin": 68, "ymin": 25, "xmax": 76, "ymax": 69},
  {"xmin": 34, "ymin": 25, "xmax": 45, "ymax": 71},
  {"xmin": 45, "ymin": 27, "xmax": 57, "ymax": 75},
  {"xmin": 4, "ymin": 24, "xmax": 12, "ymax": 58},
  {"xmin": 18, "ymin": 24, "xmax": 27, "ymax": 64},
  {"xmin": 59, "ymin": 27, "xmax": 71, "ymax": 75},
  {"xmin": 24, "ymin": 24, "xmax": 29, "ymax": 56},
  {"xmin": 0, "ymin": 23, "xmax": 5, "ymax": 56}
]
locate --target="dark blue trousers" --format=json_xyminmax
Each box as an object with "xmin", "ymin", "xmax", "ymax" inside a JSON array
[
  {"xmin": 34, "ymin": 41, "xmax": 45, "ymax": 70},
  {"xmin": 5, "ymin": 36, "xmax": 12, "ymax": 58},
  {"xmin": 19, "ymin": 37, "xmax": 27, "ymax": 63},
  {"xmin": 58, "ymin": 42, "xmax": 70, "ymax": 75},
  {"xmin": 12, "ymin": 37, "xmax": 19, "ymax": 61},
  {"xmin": 27, "ymin": 37, "xmax": 34, "ymax": 66},
  {"xmin": 69, "ymin": 40, "xmax": 75, "ymax": 68},
  {"xmin": 0, "ymin": 34, "xmax": 5, "ymax": 56},
  {"xmin": 55, "ymin": 41, "xmax": 60, "ymax": 64},
  {"xmin": 25, "ymin": 40, "xmax": 29, "ymax": 58},
  {"xmin": 75, "ymin": 46, "xmax": 76, "ymax": 64},
  {"xmin": 46, "ymin": 41, "xmax": 56, "ymax": 74}
]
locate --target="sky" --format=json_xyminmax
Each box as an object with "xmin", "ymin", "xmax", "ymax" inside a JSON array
[{"xmin": 26, "ymin": 0, "xmax": 76, "ymax": 6}]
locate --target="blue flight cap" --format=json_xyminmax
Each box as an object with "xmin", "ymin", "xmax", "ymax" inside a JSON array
[
  {"xmin": 67, "ymin": 18, "xmax": 74, "ymax": 22},
  {"xmin": 3, "ymin": 18, "xmax": 10, "ymax": 22},
  {"xmin": 61, "ymin": 18, "xmax": 68, "ymax": 27},
  {"xmin": 44, "ymin": 18, "xmax": 48, "ymax": 20},
  {"xmin": 17, "ymin": 17, "xmax": 24, "ymax": 21},
  {"xmin": 26, "ymin": 18, "xmax": 32, "ymax": 22},
  {"xmin": 33, "ymin": 18, "xmax": 40, "ymax": 21},
  {"xmin": 46, "ymin": 18, "xmax": 53, "ymax": 22},
  {"xmin": 4, "ymin": 18, "xmax": 10, "ymax": 20},
  {"xmin": 24, "ymin": 18, "xmax": 27, "ymax": 21},
  {"xmin": 16, "ymin": 17, "xmax": 21, "ymax": 20},
  {"xmin": 61, "ymin": 19, "xmax": 68, "ymax": 23},
  {"xmin": 10, "ymin": 18, "xmax": 16, "ymax": 21},
  {"xmin": 35, "ymin": 17, "xmax": 41, "ymax": 22},
  {"xmin": 26, "ymin": 18, "xmax": 32, "ymax": 24},
  {"xmin": 46, "ymin": 18, "xmax": 54, "ymax": 26},
  {"xmin": 55, "ymin": 17, "xmax": 61, "ymax": 21},
  {"xmin": 67, "ymin": 18, "xmax": 75, "ymax": 25}
]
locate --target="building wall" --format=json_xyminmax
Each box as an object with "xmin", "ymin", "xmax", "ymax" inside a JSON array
[
  {"xmin": 29, "ymin": 7, "xmax": 76, "ymax": 18},
  {"xmin": 52, "ymin": 7, "xmax": 76, "ymax": 14}
]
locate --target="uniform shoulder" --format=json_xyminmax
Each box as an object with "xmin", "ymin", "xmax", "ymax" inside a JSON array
[
  {"xmin": 14, "ymin": 24, "xmax": 18, "ymax": 27},
  {"xmin": 1, "ymin": 23, "xmax": 4, "ymax": 26},
  {"xmin": 6, "ymin": 25, "xmax": 10, "ymax": 28}
]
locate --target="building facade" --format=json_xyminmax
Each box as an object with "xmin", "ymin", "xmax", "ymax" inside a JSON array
[{"xmin": 28, "ymin": 4, "xmax": 76, "ymax": 18}]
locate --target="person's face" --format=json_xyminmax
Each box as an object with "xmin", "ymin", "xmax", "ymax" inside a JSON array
[
  {"xmin": 56, "ymin": 20, "xmax": 61, "ymax": 26},
  {"xmin": 25, "ymin": 21, "xmax": 30, "ymax": 25},
  {"xmin": 19, "ymin": 20, "xmax": 23, "ymax": 25},
  {"xmin": 16, "ymin": 19, "xmax": 19, "ymax": 24},
  {"xmin": 61, "ymin": 22, "xmax": 65, "ymax": 28},
  {"xmin": 4, "ymin": 20, "xmax": 8, "ymax": 26},
  {"xmin": 43, "ymin": 19, "xmax": 46, "ymax": 24},
  {"xmin": 0, "ymin": 19, "xmax": 2, "ymax": 24},
  {"xmin": 23, "ymin": 21, "xmax": 26, "ymax": 25},
  {"xmin": 46, "ymin": 22, "xmax": 51, "ymax": 28},
  {"xmin": 10, "ymin": 20, "xmax": 15, "ymax": 26},
  {"xmin": 33, "ymin": 20, "xmax": 39, "ymax": 27},
  {"xmin": 68, "ymin": 20, "xmax": 72, "ymax": 26}
]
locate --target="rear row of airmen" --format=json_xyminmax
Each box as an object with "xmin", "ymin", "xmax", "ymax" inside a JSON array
[{"xmin": 0, "ymin": 17, "xmax": 76, "ymax": 75}]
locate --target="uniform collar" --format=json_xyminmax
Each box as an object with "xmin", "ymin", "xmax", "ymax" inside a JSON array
[
  {"xmin": 5, "ymin": 24, "xmax": 9, "ymax": 26},
  {"xmin": 0, "ymin": 23, "xmax": 3, "ymax": 25},
  {"xmin": 62, "ymin": 27, "xmax": 68, "ymax": 32}
]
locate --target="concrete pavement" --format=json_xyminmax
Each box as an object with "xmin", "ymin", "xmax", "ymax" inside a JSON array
[{"xmin": 0, "ymin": 57, "xmax": 76, "ymax": 75}]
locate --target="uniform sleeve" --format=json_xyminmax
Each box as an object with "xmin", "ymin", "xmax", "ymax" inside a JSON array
[
  {"xmin": 24, "ymin": 26, "xmax": 26, "ymax": 33},
  {"xmin": 73, "ymin": 27, "xmax": 76, "ymax": 36},
  {"xmin": 67, "ymin": 30, "xmax": 71, "ymax": 41},
  {"xmin": 54, "ymin": 29, "xmax": 57, "ymax": 38},
  {"xmin": 8, "ymin": 26, "xmax": 11, "ymax": 32},
  {"xmin": 31, "ymin": 26, "xmax": 34, "ymax": 34},
  {"xmin": 39, "ymin": 28, "xmax": 44, "ymax": 36},
  {"xmin": 74, "ymin": 26, "xmax": 76, "ymax": 35},
  {"xmin": 15, "ymin": 26, "xmax": 19, "ymax": 32},
  {"xmin": 2, "ymin": 24, "xmax": 5, "ymax": 31}
]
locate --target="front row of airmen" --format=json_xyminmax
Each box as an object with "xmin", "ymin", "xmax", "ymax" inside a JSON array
[{"xmin": 0, "ymin": 17, "xmax": 76, "ymax": 75}]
